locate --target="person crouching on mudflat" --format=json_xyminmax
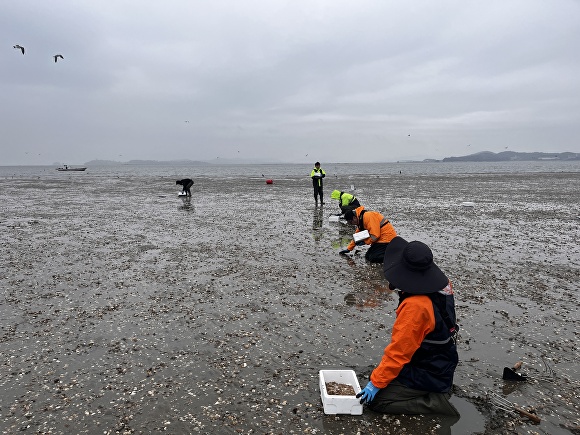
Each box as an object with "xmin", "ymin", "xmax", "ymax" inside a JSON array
[
  {"xmin": 339, "ymin": 206, "xmax": 397, "ymax": 263},
  {"xmin": 330, "ymin": 189, "xmax": 361, "ymax": 214},
  {"xmin": 356, "ymin": 236, "xmax": 460, "ymax": 417}
]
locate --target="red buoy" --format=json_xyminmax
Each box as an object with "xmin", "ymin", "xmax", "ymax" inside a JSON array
[{"xmin": 266, "ymin": 179, "xmax": 273, "ymax": 184}]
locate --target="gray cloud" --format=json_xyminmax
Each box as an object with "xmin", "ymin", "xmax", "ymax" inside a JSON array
[{"xmin": 2, "ymin": 0, "xmax": 579, "ymax": 165}]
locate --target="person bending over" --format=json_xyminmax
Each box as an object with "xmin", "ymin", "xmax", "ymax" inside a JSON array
[
  {"xmin": 339, "ymin": 206, "xmax": 397, "ymax": 263},
  {"xmin": 176, "ymin": 178, "xmax": 194, "ymax": 197},
  {"xmin": 330, "ymin": 189, "xmax": 361, "ymax": 214}
]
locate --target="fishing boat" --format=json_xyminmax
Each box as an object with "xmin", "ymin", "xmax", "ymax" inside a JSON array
[{"xmin": 56, "ymin": 165, "xmax": 87, "ymax": 172}]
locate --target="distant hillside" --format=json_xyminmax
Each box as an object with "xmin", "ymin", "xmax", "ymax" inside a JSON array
[
  {"xmin": 84, "ymin": 160, "xmax": 119, "ymax": 166},
  {"xmin": 441, "ymin": 151, "xmax": 580, "ymax": 162},
  {"xmin": 85, "ymin": 159, "xmax": 210, "ymax": 166}
]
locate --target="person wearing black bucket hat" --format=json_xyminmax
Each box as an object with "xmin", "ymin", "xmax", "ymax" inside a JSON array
[
  {"xmin": 383, "ymin": 236, "xmax": 449, "ymax": 294},
  {"xmin": 356, "ymin": 236, "xmax": 460, "ymax": 416}
]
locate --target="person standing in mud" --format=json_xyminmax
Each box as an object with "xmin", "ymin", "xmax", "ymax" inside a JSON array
[
  {"xmin": 176, "ymin": 178, "xmax": 194, "ymax": 197},
  {"xmin": 356, "ymin": 236, "xmax": 460, "ymax": 416},
  {"xmin": 330, "ymin": 189, "xmax": 361, "ymax": 214},
  {"xmin": 339, "ymin": 206, "xmax": 397, "ymax": 263},
  {"xmin": 310, "ymin": 162, "xmax": 326, "ymax": 205}
]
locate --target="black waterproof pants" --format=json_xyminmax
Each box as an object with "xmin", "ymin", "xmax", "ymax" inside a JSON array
[
  {"xmin": 183, "ymin": 180, "xmax": 194, "ymax": 196},
  {"xmin": 313, "ymin": 185, "xmax": 323, "ymax": 202},
  {"xmin": 368, "ymin": 380, "xmax": 459, "ymax": 416},
  {"xmin": 365, "ymin": 242, "xmax": 389, "ymax": 263}
]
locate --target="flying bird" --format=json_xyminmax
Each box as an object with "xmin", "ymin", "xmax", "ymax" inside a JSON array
[
  {"xmin": 13, "ymin": 44, "xmax": 25, "ymax": 54},
  {"xmin": 53, "ymin": 54, "xmax": 64, "ymax": 63}
]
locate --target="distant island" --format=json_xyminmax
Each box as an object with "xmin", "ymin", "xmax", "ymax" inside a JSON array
[
  {"xmin": 83, "ymin": 151, "xmax": 580, "ymax": 166},
  {"xmin": 437, "ymin": 151, "xmax": 579, "ymax": 162}
]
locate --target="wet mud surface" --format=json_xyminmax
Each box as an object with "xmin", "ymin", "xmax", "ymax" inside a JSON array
[{"xmin": 1, "ymin": 168, "xmax": 579, "ymax": 434}]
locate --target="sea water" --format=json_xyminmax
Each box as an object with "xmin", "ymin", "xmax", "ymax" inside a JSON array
[{"xmin": 2, "ymin": 159, "xmax": 580, "ymax": 180}]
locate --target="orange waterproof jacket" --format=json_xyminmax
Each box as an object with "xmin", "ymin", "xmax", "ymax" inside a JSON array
[
  {"xmin": 346, "ymin": 206, "xmax": 396, "ymax": 251},
  {"xmin": 370, "ymin": 295, "xmax": 436, "ymax": 388}
]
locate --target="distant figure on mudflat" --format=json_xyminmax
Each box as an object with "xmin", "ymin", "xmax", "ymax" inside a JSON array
[
  {"xmin": 176, "ymin": 179, "xmax": 194, "ymax": 197},
  {"xmin": 310, "ymin": 162, "xmax": 326, "ymax": 205}
]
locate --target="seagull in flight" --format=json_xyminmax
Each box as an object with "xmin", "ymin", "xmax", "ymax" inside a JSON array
[
  {"xmin": 53, "ymin": 54, "xmax": 64, "ymax": 63},
  {"xmin": 13, "ymin": 44, "xmax": 25, "ymax": 55}
]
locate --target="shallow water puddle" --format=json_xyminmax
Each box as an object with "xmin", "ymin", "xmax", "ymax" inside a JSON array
[{"xmin": 449, "ymin": 395, "xmax": 485, "ymax": 434}]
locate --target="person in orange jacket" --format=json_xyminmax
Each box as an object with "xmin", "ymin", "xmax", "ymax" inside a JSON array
[
  {"xmin": 356, "ymin": 236, "xmax": 460, "ymax": 416},
  {"xmin": 339, "ymin": 206, "xmax": 397, "ymax": 263}
]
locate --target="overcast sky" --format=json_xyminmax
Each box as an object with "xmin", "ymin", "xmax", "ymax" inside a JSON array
[{"xmin": 2, "ymin": 1, "xmax": 579, "ymax": 165}]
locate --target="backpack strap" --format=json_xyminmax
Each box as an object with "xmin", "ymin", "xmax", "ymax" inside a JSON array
[{"xmin": 358, "ymin": 209, "xmax": 367, "ymax": 231}]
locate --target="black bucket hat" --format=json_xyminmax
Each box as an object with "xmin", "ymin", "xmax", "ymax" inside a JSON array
[{"xmin": 383, "ymin": 236, "xmax": 448, "ymax": 294}]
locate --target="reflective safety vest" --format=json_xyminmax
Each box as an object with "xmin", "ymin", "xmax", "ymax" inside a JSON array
[
  {"xmin": 310, "ymin": 168, "xmax": 325, "ymax": 187},
  {"xmin": 339, "ymin": 191, "xmax": 356, "ymax": 207}
]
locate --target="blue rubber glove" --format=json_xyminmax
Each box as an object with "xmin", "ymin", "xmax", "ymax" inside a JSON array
[
  {"xmin": 356, "ymin": 381, "xmax": 380, "ymax": 404},
  {"xmin": 339, "ymin": 249, "xmax": 350, "ymax": 255},
  {"xmin": 355, "ymin": 240, "xmax": 365, "ymax": 246}
]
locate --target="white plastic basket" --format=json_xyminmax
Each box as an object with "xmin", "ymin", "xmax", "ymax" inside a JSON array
[{"xmin": 319, "ymin": 369, "xmax": 363, "ymax": 415}]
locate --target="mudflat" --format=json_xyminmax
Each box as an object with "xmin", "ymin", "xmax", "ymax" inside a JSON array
[{"xmin": 1, "ymin": 168, "xmax": 578, "ymax": 434}]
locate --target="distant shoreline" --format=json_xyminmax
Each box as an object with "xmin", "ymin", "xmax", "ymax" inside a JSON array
[
  {"xmin": 3, "ymin": 151, "xmax": 579, "ymax": 167},
  {"xmin": 84, "ymin": 151, "xmax": 579, "ymax": 166}
]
